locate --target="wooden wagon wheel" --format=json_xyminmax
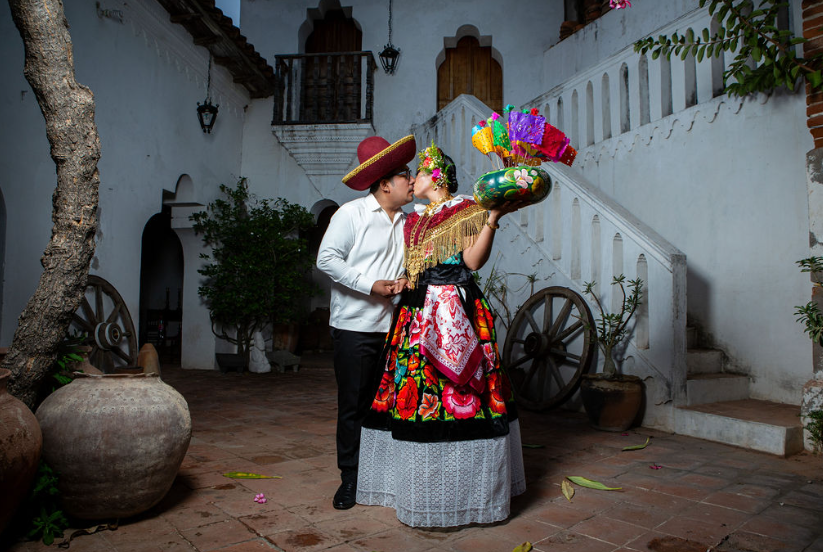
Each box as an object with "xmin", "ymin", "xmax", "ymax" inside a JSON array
[
  {"xmin": 69, "ymin": 275, "xmax": 138, "ymax": 372},
  {"xmin": 502, "ymin": 286, "xmax": 596, "ymax": 411}
]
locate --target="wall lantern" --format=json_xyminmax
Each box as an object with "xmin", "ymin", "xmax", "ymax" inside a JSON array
[
  {"xmin": 197, "ymin": 54, "xmax": 219, "ymax": 133},
  {"xmin": 379, "ymin": 0, "xmax": 400, "ymax": 74}
]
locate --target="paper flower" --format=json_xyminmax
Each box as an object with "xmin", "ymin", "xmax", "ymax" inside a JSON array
[
  {"xmin": 254, "ymin": 493, "xmax": 267, "ymax": 503},
  {"xmin": 610, "ymin": 0, "xmax": 631, "ymax": 8}
]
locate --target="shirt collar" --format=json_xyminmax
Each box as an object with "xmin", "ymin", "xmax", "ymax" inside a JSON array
[
  {"xmin": 365, "ymin": 192, "xmax": 382, "ymax": 211},
  {"xmin": 367, "ymin": 192, "xmax": 407, "ymax": 222}
]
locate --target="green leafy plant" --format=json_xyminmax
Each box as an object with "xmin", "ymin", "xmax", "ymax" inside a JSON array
[
  {"xmin": 634, "ymin": 0, "xmax": 823, "ymax": 97},
  {"xmin": 51, "ymin": 334, "xmax": 86, "ymax": 387},
  {"xmin": 22, "ymin": 462, "xmax": 68, "ymax": 545},
  {"xmin": 191, "ymin": 178, "xmax": 319, "ymax": 366},
  {"xmin": 804, "ymin": 409, "xmax": 823, "ymax": 453},
  {"xmin": 582, "ymin": 275, "xmax": 644, "ymax": 377},
  {"xmin": 794, "ymin": 256, "xmax": 823, "ymax": 345}
]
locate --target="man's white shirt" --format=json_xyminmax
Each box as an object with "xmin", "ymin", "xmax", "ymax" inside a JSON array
[{"xmin": 316, "ymin": 193, "xmax": 406, "ymax": 333}]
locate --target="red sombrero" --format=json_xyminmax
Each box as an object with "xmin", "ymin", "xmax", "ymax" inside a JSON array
[{"xmin": 343, "ymin": 135, "xmax": 416, "ymax": 191}]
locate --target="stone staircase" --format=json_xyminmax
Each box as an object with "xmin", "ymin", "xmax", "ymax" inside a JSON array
[{"xmin": 675, "ymin": 326, "xmax": 804, "ymax": 456}]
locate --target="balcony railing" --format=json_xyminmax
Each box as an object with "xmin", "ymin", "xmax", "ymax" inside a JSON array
[{"xmin": 272, "ymin": 51, "xmax": 376, "ymax": 125}]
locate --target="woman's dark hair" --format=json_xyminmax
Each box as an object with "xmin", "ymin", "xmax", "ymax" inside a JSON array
[{"xmin": 441, "ymin": 152, "xmax": 459, "ymax": 194}]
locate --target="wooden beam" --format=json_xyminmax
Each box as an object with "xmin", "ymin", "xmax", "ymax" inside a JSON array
[
  {"xmin": 169, "ymin": 12, "xmax": 201, "ymax": 23},
  {"xmin": 193, "ymin": 35, "xmax": 222, "ymax": 46}
]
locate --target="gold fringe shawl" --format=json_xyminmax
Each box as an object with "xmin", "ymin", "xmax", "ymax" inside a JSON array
[{"xmin": 405, "ymin": 203, "xmax": 488, "ymax": 289}]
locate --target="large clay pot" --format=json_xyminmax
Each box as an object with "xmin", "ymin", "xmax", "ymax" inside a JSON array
[
  {"xmin": 580, "ymin": 373, "xmax": 643, "ymax": 431},
  {"xmin": 0, "ymin": 368, "xmax": 43, "ymax": 535},
  {"xmin": 35, "ymin": 372, "xmax": 191, "ymax": 520},
  {"xmin": 473, "ymin": 166, "xmax": 552, "ymax": 209}
]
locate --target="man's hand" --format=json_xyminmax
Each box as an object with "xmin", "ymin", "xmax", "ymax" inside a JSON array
[
  {"xmin": 390, "ymin": 277, "xmax": 410, "ymax": 294},
  {"xmin": 371, "ymin": 280, "xmax": 398, "ymax": 298}
]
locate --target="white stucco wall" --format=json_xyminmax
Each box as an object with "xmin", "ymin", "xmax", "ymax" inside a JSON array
[
  {"xmin": 238, "ymin": 0, "xmax": 565, "ymax": 209},
  {"xmin": 0, "ymin": 1, "xmax": 249, "ymax": 369},
  {"xmin": 539, "ymin": 0, "xmax": 814, "ymax": 404}
]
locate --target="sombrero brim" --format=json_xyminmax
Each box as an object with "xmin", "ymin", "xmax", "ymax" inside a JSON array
[{"xmin": 343, "ymin": 135, "xmax": 416, "ymax": 191}]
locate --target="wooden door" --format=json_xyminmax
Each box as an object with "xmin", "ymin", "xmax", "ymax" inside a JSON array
[
  {"xmin": 303, "ymin": 9, "xmax": 363, "ymax": 122},
  {"xmin": 437, "ymin": 36, "xmax": 502, "ymax": 113}
]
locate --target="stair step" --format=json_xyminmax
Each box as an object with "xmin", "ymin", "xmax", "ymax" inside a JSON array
[
  {"xmin": 686, "ymin": 372, "xmax": 750, "ymax": 406},
  {"xmin": 686, "ymin": 326, "xmax": 697, "ymax": 349},
  {"xmin": 686, "ymin": 348, "xmax": 724, "ymax": 375},
  {"xmin": 676, "ymin": 399, "xmax": 803, "ymax": 457}
]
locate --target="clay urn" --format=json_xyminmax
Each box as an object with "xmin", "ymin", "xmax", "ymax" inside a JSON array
[
  {"xmin": 35, "ymin": 372, "xmax": 191, "ymax": 520},
  {"xmin": 0, "ymin": 368, "xmax": 43, "ymax": 535}
]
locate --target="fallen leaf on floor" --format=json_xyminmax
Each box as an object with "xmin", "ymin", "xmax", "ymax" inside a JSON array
[
  {"xmin": 561, "ymin": 479, "xmax": 575, "ymax": 501},
  {"xmin": 222, "ymin": 471, "xmax": 281, "ymax": 479},
  {"xmin": 622, "ymin": 436, "xmax": 651, "ymax": 451},
  {"xmin": 521, "ymin": 444, "xmax": 545, "ymax": 448},
  {"xmin": 566, "ymin": 475, "xmax": 622, "ymax": 491},
  {"xmin": 512, "ymin": 542, "xmax": 533, "ymax": 552}
]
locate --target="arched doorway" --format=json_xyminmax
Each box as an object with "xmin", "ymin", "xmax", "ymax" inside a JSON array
[
  {"xmin": 138, "ymin": 209, "xmax": 184, "ymax": 363},
  {"xmin": 300, "ymin": 200, "xmax": 339, "ymax": 352},
  {"xmin": 302, "ymin": 3, "xmax": 363, "ymax": 122},
  {"xmin": 437, "ymin": 33, "xmax": 503, "ymax": 113}
]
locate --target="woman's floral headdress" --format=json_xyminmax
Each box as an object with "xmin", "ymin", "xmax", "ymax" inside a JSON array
[{"xmin": 417, "ymin": 142, "xmax": 451, "ymax": 190}]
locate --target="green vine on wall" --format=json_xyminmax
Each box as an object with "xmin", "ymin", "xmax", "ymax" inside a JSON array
[{"xmin": 634, "ymin": 0, "xmax": 823, "ymax": 97}]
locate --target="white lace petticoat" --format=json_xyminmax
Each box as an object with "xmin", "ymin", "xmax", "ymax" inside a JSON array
[{"xmin": 356, "ymin": 420, "xmax": 526, "ymax": 527}]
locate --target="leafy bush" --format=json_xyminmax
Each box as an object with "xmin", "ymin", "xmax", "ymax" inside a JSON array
[{"xmin": 191, "ymin": 179, "xmax": 319, "ymax": 365}]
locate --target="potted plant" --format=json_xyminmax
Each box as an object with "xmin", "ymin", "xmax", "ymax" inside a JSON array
[
  {"xmin": 191, "ymin": 178, "xmax": 318, "ymax": 371},
  {"xmin": 579, "ymin": 275, "xmax": 644, "ymax": 431},
  {"xmin": 794, "ymin": 256, "xmax": 823, "ymax": 452}
]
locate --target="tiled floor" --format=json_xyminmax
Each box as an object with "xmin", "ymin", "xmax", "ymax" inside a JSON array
[{"xmin": 5, "ymin": 353, "xmax": 823, "ymax": 552}]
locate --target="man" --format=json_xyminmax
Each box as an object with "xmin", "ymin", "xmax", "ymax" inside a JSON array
[{"xmin": 316, "ymin": 134, "xmax": 416, "ymax": 509}]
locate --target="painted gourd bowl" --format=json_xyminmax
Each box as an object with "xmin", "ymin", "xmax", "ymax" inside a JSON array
[{"xmin": 473, "ymin": 166, "xmax": 552, "ymax": 210}]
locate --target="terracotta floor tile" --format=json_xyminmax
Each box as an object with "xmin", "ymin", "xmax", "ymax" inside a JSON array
[
  {"xmin": 180, "ymin": 519, "xmax": 259, "ymax": 551},
  {"xmin": 571, "ymin": 515, "xmax": 649, "ymax": 546},
  {"xmin": 654, "ymin": 515, "xmax": 734, "ymax": 546},
  {"xmin": 779, "ymin": 489, "xmax": 823, "ymax": 511},
  {"xmin": 211, "ymin": 539, "xmax": 283, "ymax": 551},
  {"xmin": 238, "ymin": 508, "xmax": 309, "ymax": 536},
  {"xmin": 717, "ymin": 530, "xmax": 801, "ymax": 552},
  {"xmin": 675, "ymin": 472, "xmax": 731, "ymax": 491},
  {"xmin": 308, "ymin": 516, "xmax": 391, "ymax": 542},
  {"xmin": 701, "ymin": 490, "xmax": 771, "ymax": 514},
  {"xmin": 349, "ymin": 528, "xmax": 436, "ymax": 552},
  {"xmin": 265, "ymin": 527, "xmax": 337, "ymax": 552},
  {"xmin": 647, "ymin": 480, "xmax": 714, "ymax": 501},
  {"xmin": 485, "ymin": 516, "xmax": 560, "ymax": 545},
  {"xmin": 602, "ymin": 501, "xmax": 674, "ymax": 529},
  {"xmin": 628, "ymin": 532, "xmax": 717, "ymax": 552},
  {"xmin": 530, "ymin": 502, "xmax": 595, "ymax": 528},
  {"xmin": 754, "ymin": 503, "xmax": 822, "ymax": 530},
  {"xmin": 740, "ymin": 515, "xmax": 818, "ymax": 546},
  {"xmin": 534, "ymin": 530, "xmax": 616, "ymax": 551},
  {"xmin": 161, "ymin": 503, "xmax": 231, "ymax": 531}
]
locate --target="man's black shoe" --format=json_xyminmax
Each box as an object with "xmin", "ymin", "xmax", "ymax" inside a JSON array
[{"xmin": 333, "ymin": 481, "xmax": 357, "ymax": 510}]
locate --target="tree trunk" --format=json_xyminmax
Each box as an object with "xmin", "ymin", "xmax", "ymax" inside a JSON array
[{"xmin": 3, "ymin": 0, "xmax": 101, "ymax": 409}]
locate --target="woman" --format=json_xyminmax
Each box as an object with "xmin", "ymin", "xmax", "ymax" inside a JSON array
[{"xmin": 356, "ymin": 143, "xmax": 526, "ymax": 527}]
